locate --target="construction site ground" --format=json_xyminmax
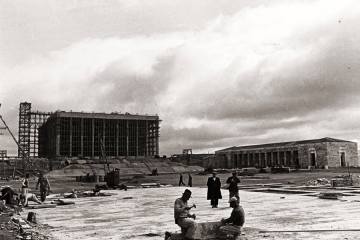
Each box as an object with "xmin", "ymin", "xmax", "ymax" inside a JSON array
[{"xmin": 2, "ymin": 169, "xmax": 360, "ymax": 240}]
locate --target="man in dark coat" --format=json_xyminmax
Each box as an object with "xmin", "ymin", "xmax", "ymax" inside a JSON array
[{"xmin": 207, "ymin": 172, "xmax": 222, "ymax": 208}]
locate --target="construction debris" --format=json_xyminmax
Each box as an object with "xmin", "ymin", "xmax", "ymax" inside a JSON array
[
  {"xmin": 0, "ymin": 207, "xmax": 49, "ymax": 240},
  {"xmin": 306, "ymin": 178, "xmax": 330, "ymax": 186},
  {"xmin": 330, "ymin": 175, "xmax": 353, "ymax": 187},
  {"xmin": 318, "ymin": 192, "xmax": 343, "ymax": 200}
]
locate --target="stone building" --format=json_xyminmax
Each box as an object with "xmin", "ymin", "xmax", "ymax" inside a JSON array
[{"xmin": 215, "ymin": 137, "xmax": 358, "ymax": 169}]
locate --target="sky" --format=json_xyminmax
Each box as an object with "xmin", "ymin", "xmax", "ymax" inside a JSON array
[{"xmin": 1, "ymin": 0, "xmax": 360, "ymax": 156}]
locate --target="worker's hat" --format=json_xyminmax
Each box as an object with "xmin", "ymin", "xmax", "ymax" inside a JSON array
[{"xmin": 183, "ymin": 189, "xmax": 192, "ymax": 197}]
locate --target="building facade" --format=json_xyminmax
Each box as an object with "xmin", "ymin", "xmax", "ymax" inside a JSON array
[
  {"xmin": 39, "ymin": 111, "xmax": 160, "ymax": 159},
  {"xmin": 215, "ymin": 137, "xmax": 358, "ymax": 169}
]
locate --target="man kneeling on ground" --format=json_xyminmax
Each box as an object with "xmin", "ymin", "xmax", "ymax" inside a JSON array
[
  {"xmin": 220, "ymin": 197, "xmax": 245, "ymax": 238},
  {"xmin": 20, "ymin": 193, "xmax": 42, "ymax": 207},
  {"xmin": 174, "ymin": 189, "xmax": 197, "ymax": 240}
]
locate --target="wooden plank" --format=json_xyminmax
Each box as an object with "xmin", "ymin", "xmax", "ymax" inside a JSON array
[{"xmin": 26, "ymin": 204, "xmax": 57, "ymax": 209}]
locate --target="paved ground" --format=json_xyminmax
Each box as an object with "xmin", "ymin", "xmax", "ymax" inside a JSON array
[{"xmin": 22, "ymin": 186, "xmax": 360, "ymax": 240}]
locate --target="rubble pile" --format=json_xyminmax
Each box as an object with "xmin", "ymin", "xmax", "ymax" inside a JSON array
[
  {"xmin": 0, "ymin": 201, "xmax": 51, "ymax": 240},
  {"xmin": 306, "ymin": 178, "xmax": 330, "ymax": 186}
]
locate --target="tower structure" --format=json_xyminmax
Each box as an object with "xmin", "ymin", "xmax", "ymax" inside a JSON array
[
  {"xmin": 18, "ymin": 102, "xmax": 51, "ymax": 158},
  {"xmin": 18, "ymin": 102, "xmax": 31, "ymax": 158}
]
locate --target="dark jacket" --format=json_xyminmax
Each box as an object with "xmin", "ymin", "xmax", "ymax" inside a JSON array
[
  {"xmin": 0, "ymin": 187, "xmax": 17, "ymax": 204},
  {"xmin": 223, "ymin": 205, "xmax": 245, "ymax": 226},
  {"xmin": 207, "ymin": 177, "xmax": 222, "ymax": 200},
  {"xmin": 226, "ymin": 176, "xmax": 240, "ymax": 192}
]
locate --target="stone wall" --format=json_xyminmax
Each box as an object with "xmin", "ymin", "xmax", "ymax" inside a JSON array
[
  {"xmin": 297, "ymin": 142, "xmax": 328, "ymax": 168},
  {"xmin": 327, "ymin": 142, "xmax": 358, "ymax": 167},
  {"xmin": 215, "ymin": 139, "xmax": 359, "ymax": 169}
]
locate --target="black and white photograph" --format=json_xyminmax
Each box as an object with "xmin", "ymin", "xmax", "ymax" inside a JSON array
[{"xmin": 1, "ymin": 0, "xmax": 360, "ymax": 239}]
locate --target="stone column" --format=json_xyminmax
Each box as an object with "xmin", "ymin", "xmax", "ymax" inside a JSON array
[{"xmin": 69, "ymin": 118, "xmax": 72, "ymax": 157}]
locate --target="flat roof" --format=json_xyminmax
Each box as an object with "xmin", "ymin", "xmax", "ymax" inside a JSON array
[
  {"xmin": 216, "ymin": 137, "xmax": 355, "ymax": 153},
  {"xmin": 50, "ymin": 111, "xmax": 160, "ymax": 121}
]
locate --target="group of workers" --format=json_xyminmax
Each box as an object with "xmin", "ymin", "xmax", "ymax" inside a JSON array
[
  {"xmin": 3, "ymin": 170, "xmax": 243, "ymax": 239},
  {"xmin": 174, "ymin": 171, "xmax": 245, "ymax": 239},
  {"xmin": 0, "ymin": 172, "xmax": 51, "ymax": 208}
]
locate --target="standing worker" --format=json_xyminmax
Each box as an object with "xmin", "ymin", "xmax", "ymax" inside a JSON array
[
  {"xmin": 188, "ymin": 173, "xmax": 192, "ymax": 187},
  {"xmin": 36, "ymin": 172, "xmax": 51, "ymax": 202},
  {"xmin": 207, "ymin": 172, "xmax": 222, "ymax": 208},
  {"xmin": 21, "ymin": 173, "xmax": 30, "ymax": 195},
  {"xmin": 178, "ymin": 173, "xmax": 186, "ymax": 186},
  {"xmin": 226, "ymin": 172, "xmax": 241, "ymax": 205}
]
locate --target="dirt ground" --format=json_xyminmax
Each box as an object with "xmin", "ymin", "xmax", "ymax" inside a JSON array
[{"xmin": 1, "ymin": 168, "xmax": 360, "ymax": 240}]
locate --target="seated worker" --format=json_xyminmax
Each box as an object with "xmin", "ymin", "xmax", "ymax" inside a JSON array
[
  {"xmin": 174, "ymin": 189, "xmax": 197, "ymax": 240},
  {"xmin": 20, "ymin": 193, "xmax": 42, "ymax": 207},
  {"xmin": 64, "ymin": 189, "xmax": 77, "ymax": 199},
  {"xmin": 219, "ymin": 197, "xmax": 245, "ymax": 237},
  {"xmin": 0, "ymin": 186, "xmax": 18, "ymax": 205}
]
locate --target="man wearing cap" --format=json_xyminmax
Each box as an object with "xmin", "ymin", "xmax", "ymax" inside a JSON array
[
  {"xmin": 219, "ymin": 196, "xmax": 245, "ymax": 237},
  {"xmin": 174, "ymin": 189, "xmax": 197, "ymax": 240}
]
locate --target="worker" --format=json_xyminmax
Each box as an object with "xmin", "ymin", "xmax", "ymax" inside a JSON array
[
  {"xmin": 188, "ymin": 173, "xmax": 193, "ymax": 187},
  {"xmin": 0, "ymin": 186, "xmax": 18, "ymax": 205},
  {"xmin": 219, "ymin": 197, "xmax": 245, "ymax": 237},
  {"xmin": 36, "ymin": 172, "xmax": 51, "ymax": 202},
  {"xmin": 21, "ymin": 173, "xmax": 30, "ymax": 195},
  {"xmin": 226, "ymin": 172, "xmax": 241, "ymax": 205},
  {"xmin": 20, "ymin": 193, "xmax": 42, "ymax": 207},
  {"xmin": 207, "ymin": 172, "xmax": 222, "ymax": 208},
  {"xmin": 178, "ymin": 173, "xmax": 186, "ymax": 186},
  {"xmin": 174, "ymin": 189, "xmax": 197, "ymax": 240}
]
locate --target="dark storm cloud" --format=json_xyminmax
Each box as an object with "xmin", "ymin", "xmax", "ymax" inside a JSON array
[
  {"xmin": 179, "ymin": 19, "xmax": 360, "ymax": 122},
  {"xmin": 90, "ymin": 53, "xmax": 176, "ymax": 113}
]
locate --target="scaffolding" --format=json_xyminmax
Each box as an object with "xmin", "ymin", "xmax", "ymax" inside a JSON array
[
  {"xmin": 18, "ymin": 102, "xmax": 31, "ymax": 158},
  {"xmin": 29, "ymin": 111, "xmax": 51, "ymax": 157},
  {"xmin": 18, "ymin": 102, "xmax": 160, "ymax": 160},
  {"xmin": 38, "ymin": 112, "xmax": 160, "ymax": 158},
  {"xmin": 18, "ymin": 102, "xmax": 51, "ymax": 158}
]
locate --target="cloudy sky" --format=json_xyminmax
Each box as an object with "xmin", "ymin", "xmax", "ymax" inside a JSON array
[{"xmin": 1, "ymin": 0, "xmax": 360, "ymax": 156}]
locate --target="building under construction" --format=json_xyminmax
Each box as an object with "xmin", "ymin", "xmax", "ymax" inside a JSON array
[{"xmin": 38, "ymin": 111, "xmax": 160, "ymax": 159}]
